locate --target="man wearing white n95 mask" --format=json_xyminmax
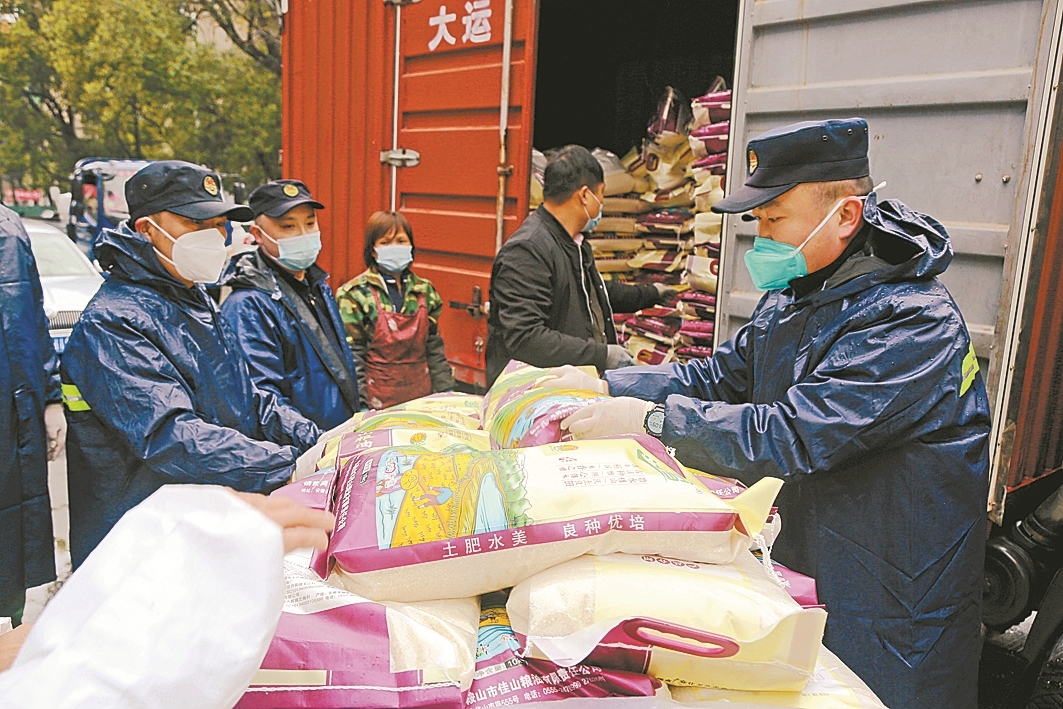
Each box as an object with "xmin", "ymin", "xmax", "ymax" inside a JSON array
[
  {"xmin": 221, "ymin": 180, "xmax": 361, "ymax": 430},
  {"xmin": 61, "ymin": 161, "xmax": 328, "ymax": 570}
]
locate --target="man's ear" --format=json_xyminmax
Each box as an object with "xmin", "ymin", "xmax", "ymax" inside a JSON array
[
  {"xmin": 837, "ymin": 197, "xmax": 864, "ymax": 240},
  {"xmin": 134, "ymin": 216, "xmax": 153, "ymax": 237}
]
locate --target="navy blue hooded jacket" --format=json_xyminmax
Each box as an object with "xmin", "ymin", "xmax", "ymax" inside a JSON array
[
  {"xmin": 605, "ymin": 196, "xmax": 990, "ymax": 709},
  {"xmin": 0, "ymin": 206, "xmax": 59, "ymax": 603},
  {"xmin": 61, "ymin": 224, "xmax": 321, "ymax": 568},
  {"xmin": 220, "ymin": 248, "xmax": 360, "ymax": 429}
]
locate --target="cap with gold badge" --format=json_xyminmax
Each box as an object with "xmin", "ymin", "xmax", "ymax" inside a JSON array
[
  {"xmin": 712, "ymin": 117, "xmax": 871, "ymax": 214},
  {"xmin": 126, "ymin": 160, "xmax": 253, "ymax": 224},
  {"xmin": 248, "ymin": 179, "xmax": 326, "ymax": 219}
]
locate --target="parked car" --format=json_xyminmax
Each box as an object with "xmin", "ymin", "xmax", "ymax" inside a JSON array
[{"xmin": 23, "ymin": 218, "xmax": 103, "ymax": 355}]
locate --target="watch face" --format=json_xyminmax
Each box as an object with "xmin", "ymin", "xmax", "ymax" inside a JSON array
[{"xmin": 647, "ymin": 409, "xmax": 666, "ymax": 435}]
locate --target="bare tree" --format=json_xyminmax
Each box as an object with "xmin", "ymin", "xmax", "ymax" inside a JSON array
[{"xmin": 182, "ymin": 0, "xmax": 282, "ymax": 77}]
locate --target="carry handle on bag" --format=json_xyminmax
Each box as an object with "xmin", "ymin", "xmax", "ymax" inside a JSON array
[{"xmin": 621, "ymin": 618, "xmax": 740, "ymax": 658}]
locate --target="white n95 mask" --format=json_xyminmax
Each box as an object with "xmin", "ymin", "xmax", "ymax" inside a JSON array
[{"xmin": 148, "ymin": 217, "xmax": 229, "ymax": 284}]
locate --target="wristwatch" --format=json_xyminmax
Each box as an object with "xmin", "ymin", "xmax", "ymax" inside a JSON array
[{"xmin": 644, "ymin": 403, "xmax": 666, "ymax": 438}]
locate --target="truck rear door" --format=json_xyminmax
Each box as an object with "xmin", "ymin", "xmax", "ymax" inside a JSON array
[
  {"xmin": 390, "ymin": 0, "xmax": 538, "ymax": 388},
  {"xmin": 721, "ymin": 0, "xmax": 1063, "ymax": 518},
  {"xmin": 722, "ymin": 0, "xmax": 1058, "ymax": 400}
]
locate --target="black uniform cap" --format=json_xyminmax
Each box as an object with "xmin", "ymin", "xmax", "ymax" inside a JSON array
[
  {"xmin": 126, "ymin": 160, "xmax": 253, "ymax": 223},
  {"xmin": 248, "ymin": 179, "xmax": 325, "ymax": 219},
  {"xmin": 713, "ymin": 118, "xmax": 871, "ymax": 214}
]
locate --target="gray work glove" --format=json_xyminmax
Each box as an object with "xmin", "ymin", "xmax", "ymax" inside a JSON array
[
  {"xmin": 653, "ymin": 282, "xmax": 680, "ymax": 305},
  {"xmin": 605, "ymin": 344, "xmax": 635, "ymax": 370}
]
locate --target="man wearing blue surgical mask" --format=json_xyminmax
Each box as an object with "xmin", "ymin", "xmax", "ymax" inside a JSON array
[
  {"xmin": 485, "ymin": 145, "xmax": 676, "ymax": 387},
  {"xmin": 529, "ymin": 119, "xmax": 991, "ymax": 709},
  {"xmin": 221, "ymin": 180, "xmax": 361, "ymax": 428}
]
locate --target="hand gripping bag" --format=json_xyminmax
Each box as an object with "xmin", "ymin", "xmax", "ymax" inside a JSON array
[
  {"xmin": 327, "ymin": 434, "xmax": 782, "ymax": 602},
  {"xmin": 669, "ymin": 647, "xmax": 888, "ymax": 708},
  {"xmin": 507, "ymin": 552, "xmax": 827, "ymax": 693},
  {"xmin": 465, "ymin": 592, "xmax": 666, "ymax": 709},
  {"xmin": 236, "ymin": 558, "xmax": 478, "ymax": 708},
  {"xmin": 482, "ymin": 361, "xmax": 606, "ymax": 449}
]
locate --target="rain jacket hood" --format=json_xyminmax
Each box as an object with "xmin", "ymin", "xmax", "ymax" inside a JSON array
[
  {"xmin": 605, "ymin": 197, "xmax": 989, "ymax": 709},
  {"xmin": 62, "ymin": 225, "xmax": 320, "ymax": 568},
  {"xmin": 221, "ymin": 248, "xmax": 360, "ymax": 429}
]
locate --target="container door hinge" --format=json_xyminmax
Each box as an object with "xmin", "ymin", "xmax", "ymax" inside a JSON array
[
  {"xmin": 384, "ymin": 0, "xmax": 421, "ymax": 6},
  {"xmin": 380, "ymin": 149, "xmax": 421, "ymax": 168}
]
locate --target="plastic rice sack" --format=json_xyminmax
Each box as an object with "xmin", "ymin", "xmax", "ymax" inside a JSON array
[
  {"xmin": 316, "ymin": 423, "xmax": 488, "ymax": 476},
  {"xmin": 669, "ymin": 647, "xmax": 888, "ymax": 708},
  {"xmin": 235, "ymin": 559, "xmax": 478, "ymax": 708},
  {"xmin": 465, "ymin": 593, "xmax": 666, "ymax": 709},
  {"xmin": 684, "ymin": 255, "xmax": 719, "ymax": 295},
  {"xmin": 594, "ymin": 148, "xmax": 638, "ymax": 196},
  {"xmin": 481, "ymin": 361, "xmax": 606, "ymax": 449},
  {"xmin": 327, "ymin": 434, "xmax": 782, "ymax": 602},
  {"xmin": 507, "ymin": 551, "xmax": 827, "ymax": 693},
  {"xmin": 387, "ymin": 393, "xmax": 484, "ymax": 428}
]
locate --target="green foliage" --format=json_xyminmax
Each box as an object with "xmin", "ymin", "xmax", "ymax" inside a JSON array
[{"xmin": 0, "ymin": 0, "xmax": 280, "ymax": 192}]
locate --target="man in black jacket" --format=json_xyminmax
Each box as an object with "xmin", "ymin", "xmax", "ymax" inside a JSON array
[{"xmin": 486, "ymin": 145, "xmax": 672, "ymax": 385}]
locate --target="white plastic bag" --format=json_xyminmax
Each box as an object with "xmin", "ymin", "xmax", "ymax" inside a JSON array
[{"xmin": 0, "ymin": 485, "xmax": 285, "ymax": 709}]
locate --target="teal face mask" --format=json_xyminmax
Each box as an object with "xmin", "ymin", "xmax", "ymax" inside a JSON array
[
  {"xmin": 583, "ymin": 190, "xmax": 603, "ymax": 232},
  {"xmin": 743, "ymin": 181, "xmax": 884, "ymax": 291},
  {"xmin": 262, "ymin": 229, "xmax": 322, "ymax": 271}
]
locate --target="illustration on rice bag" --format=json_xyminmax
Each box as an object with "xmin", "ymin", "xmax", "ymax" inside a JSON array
[
  {"xmin": 235, "ymin": 560, "xmax": 477, "ymax": 709},
  {"xmin": 328, "ymin": 434, "xmax": 783, "ymax": 602},
  {"xmin": 482, "ymin": 361, "xmax": 606, "ymax": 449},
  {"xmin": 314, "ymin": 411, "xmax": 487, "ymax": 475},
  {"xmin": 465, "ymin": 592, "xmax": 665, "ymax": 709},
  {"xmin": 387, "ymin": 392, "xmax": 484, "ymax": 429},
  {"xmin": 506, "ymin": 552, "xmax": 828, "ymax": 693}
]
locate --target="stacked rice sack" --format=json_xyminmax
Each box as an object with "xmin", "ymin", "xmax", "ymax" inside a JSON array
[
  {"xmin": 540, "ymin": 80, "xmax": 731, "ymax": 365},
  {"xmin": 240, "ymin": 361, "xmax": 886, "ymax": 708}
]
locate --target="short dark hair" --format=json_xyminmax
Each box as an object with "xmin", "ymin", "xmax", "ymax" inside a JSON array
[
  {"xmin": 543, "ymin": 145, "xmax": 604, "ymax": 203},
  {"xmin": 363, "ymin": 211, "xmax": 414, "ymax": 269},
  {"xmin": 812, "ymin": 176, "xmax": 875, "ymax": 208}
]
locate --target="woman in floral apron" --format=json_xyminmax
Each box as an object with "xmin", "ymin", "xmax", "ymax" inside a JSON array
[{"xmin": 336, "ymin": 211, "xmax": 455, "ymax": 409}]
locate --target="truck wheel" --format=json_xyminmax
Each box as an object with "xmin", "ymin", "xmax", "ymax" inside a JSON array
[{"xmin": 1028, "ymin": 636, "xmax": 1063, "ymax": 709}]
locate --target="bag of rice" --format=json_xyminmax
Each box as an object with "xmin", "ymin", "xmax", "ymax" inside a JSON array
[
  {"xmin": 507, "ymin": 551, "xmax": 827, "ymax": 693},
  {"xmin": 669, "ymin": 647, "xmax": 888, "ymax": 708},
  {"xmin": 235, "ymin": 560, "xmax": 478, "ymax": 709},
  {"xmin": 316, "ymin": 421, "xmax": 488, "ymax": 476},
  {"xmin": 465, "ymin": 592, "xmax": 666, "ymax": 709},
  {"xmin": 482, "ymin": 361, "xmax": 605, "ymax": 449},
  {"xmin": 327, "ymin": 434, "xmax": 782, "ymax": 602},
  {"xmin": 387, "ymin": 393, "xmax": 484, "ymax": 428}
]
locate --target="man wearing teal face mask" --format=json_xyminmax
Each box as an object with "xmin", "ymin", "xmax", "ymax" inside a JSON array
[
  {"xmin": 221, "ymin": 179, "xmax": 361, "ymax": 428},
  {"xmin": 530, "ymin": 119, "xmax": 991, "ymax": 709}
]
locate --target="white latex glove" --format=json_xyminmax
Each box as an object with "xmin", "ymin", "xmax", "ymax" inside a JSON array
[
  {"xmin": 293, "ymin": 438, "xmax": 327, "ymax": 482},
  {"xmin": 653, "ymin": 282, "xmax": 680, "ymax": 304},
  {"xmin": 561, "ymin": 397, "xmax": 654, "ymax": 440},
  {"xmin": 604, "ymin": 344, "xmax": 635, "ymax": 370},
  {"xmin": 44, "ymin": 403, "xmax": 67, "ymax": 462},
  {"xmin": 537, "ymin": 365, "xmax": 609, "ymax": 394}
]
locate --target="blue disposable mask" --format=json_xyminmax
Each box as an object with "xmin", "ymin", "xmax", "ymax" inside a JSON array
[
  {"xmin": 583, "ymin": 191, "xmax": 603, "ymax": 232},
  {"xmin": 376, "ymin": 243, "xmax": 413, "ymax": 274},
  {"xmin": 743, "ymin": 182, "xmax": 885, "ymax": 291},
  {"xmin": 263, "ymin": 230, "xmax": 322, "ymax": 271}
]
